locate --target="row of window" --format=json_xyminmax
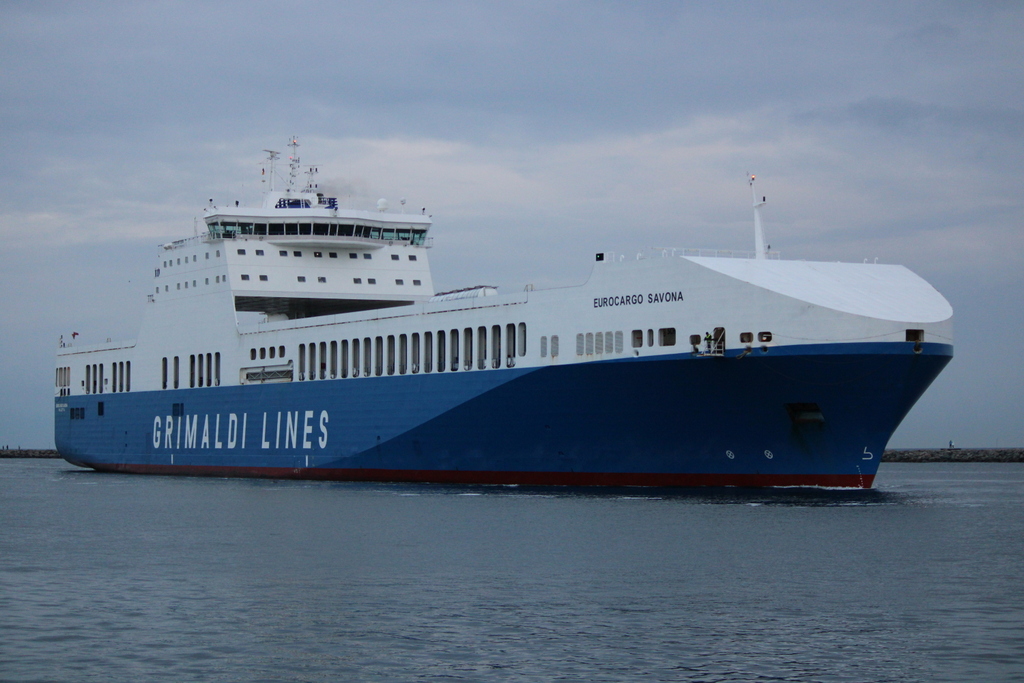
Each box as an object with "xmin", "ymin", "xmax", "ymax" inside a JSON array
[
  {"xmin": 82, "ymin": 362, "xmax": 132, "ymax": 394},
  {"xmin": 161, "ymin": 355, "xmax": 221, "ymax": 390},
  {"xmin": 238, "ymin": 274, "xmax": 422, "ymax": 286},
  {"xmin": 295, "ymin": 324, "xmax": 528, "ymax": 380},
  {"xmin": 188, "ymin": 353, "xmax": 222, "ymax": 388},
  {"xmin": 158, "ymin": 275, "xmax": 227, "ymax": 294},
  {"xmin": 250, "ymin": 345, "xmax": 287, "ymax": 361},
  {"xmin": 161, "ymin": 250, "xmax": 221, "ymax": 270},
  {"xmin": 235, "ymin": 248, "xmax": 417, "ymax": 262},
  {"xmin": 208, "ymin": 221, "xmax": 428, "ymax": 245},
  {"xmin": 55, "ymin": 366, "xmax": 71, "ymax": 396},
  {"xmin": 69, "ymin": 407, "xmax": 86, "ymax": 419}
]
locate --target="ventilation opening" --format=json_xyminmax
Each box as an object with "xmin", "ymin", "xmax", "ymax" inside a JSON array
[{"xmin": 786, "ymin": 402, "xmax": 824, "ymax": 425}]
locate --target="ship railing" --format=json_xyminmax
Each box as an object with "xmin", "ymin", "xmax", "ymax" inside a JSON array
[
  {"xmin": 625, "ymin": 247, "xmax": 781, "ymax": 261},
  {"xmin": 162, "ymin": 235, "xmax": 205, "ymax": 250}
]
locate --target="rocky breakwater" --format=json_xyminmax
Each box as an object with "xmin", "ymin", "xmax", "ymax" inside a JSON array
[
  {"xmin": 0, "ymin": 449, "xmax": 60, "ymax": 458},
  {"xmin": 883, "ymin": 448, "xmax": 1024, "ymax": 462}
]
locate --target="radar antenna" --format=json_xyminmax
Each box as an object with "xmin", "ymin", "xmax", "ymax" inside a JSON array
[{"xmin": 749, "ymin": 174, "xmax": 767, "ymax": 260}]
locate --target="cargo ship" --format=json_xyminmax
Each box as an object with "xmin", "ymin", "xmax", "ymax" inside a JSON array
[{"xmin": 54, "ymin": 139, "xmax": 953, "ymax": 487}]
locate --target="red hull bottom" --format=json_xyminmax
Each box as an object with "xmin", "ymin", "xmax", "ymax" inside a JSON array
[{"xmin": 81, "ymin": 463, "xmax": 875, "ymax": 489}]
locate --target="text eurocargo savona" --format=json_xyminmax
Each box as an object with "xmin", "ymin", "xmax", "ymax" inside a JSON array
[{"xmin": 593, "ymin": 291, "xmax": 684, "ymax": 308}]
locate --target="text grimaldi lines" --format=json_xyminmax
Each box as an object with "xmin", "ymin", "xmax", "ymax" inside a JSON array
[{"xmin": 152, "ymin": 411, "xmax": 329, "ymax": 450}]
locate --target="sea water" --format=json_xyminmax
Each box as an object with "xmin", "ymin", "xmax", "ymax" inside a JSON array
[{"xmin": 2, "ymin": 459, "xmax": 1023, "ymax": 682}]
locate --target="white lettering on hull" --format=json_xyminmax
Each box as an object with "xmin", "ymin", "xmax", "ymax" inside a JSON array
[{"xmin": 154, "ymin": 411, "xmax": 331, "ymax": 451}]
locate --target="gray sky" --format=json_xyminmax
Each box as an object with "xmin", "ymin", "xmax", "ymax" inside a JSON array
[{"xmin": 2, "ymin": 1, "xmax": 1022, "ymax": 448}]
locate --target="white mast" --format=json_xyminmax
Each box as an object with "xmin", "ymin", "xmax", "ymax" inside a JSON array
[
  {"xmin": 287, "ymin": 137, "xmax": 300, "ymax": 192},
  {"xmin": 749, "ymin": 174, "xmax": 767, "ymax": 260},
  {"xmin": 263, "ymin": 149, "xmax": 280, "ymax": 192}
]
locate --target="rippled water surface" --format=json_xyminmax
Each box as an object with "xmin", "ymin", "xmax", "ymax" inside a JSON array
[{"xmin": 2, "ymin": 460, "xmax": 1024, "ymax": 682}]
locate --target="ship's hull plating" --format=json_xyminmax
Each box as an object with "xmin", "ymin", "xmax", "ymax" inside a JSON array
[{"xmin": 55, "ymin": 342, "xmax": 952, "ymax": 488}]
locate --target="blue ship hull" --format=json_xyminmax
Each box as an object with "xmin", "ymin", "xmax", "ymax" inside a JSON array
[{"xmin": 55, "ymin": 342, "xmax": 952, "ymax": 488}]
